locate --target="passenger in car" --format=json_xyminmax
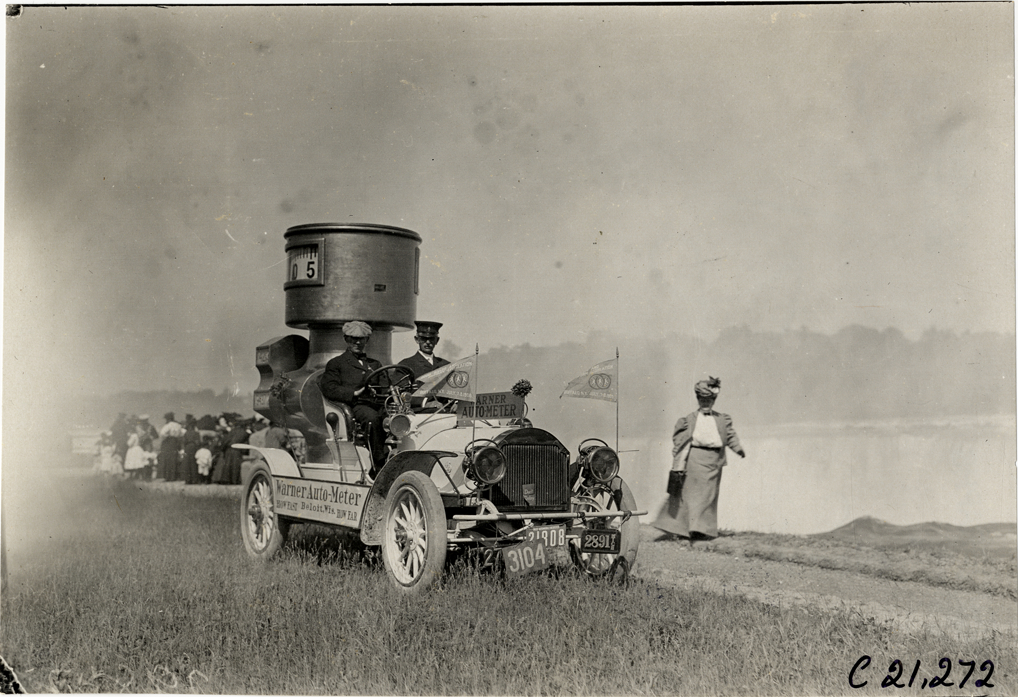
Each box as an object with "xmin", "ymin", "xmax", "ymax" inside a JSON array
[
  {"xmin": 398, "ymin": 320, "xmax": 451, "ymax": 411},
  {"xmin": 320, "ymin": 321, "xmax": 387, "ymax": 475}
]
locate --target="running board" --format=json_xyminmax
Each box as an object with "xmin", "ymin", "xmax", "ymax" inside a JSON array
[{"xmin": 452, "ymin": 510, "xmax": 646, "ymax": 521}]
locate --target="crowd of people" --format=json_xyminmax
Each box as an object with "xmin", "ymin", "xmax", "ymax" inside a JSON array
[{"xmin": 94, "ymin": 411, "xmax": 295, "ymax": 486}]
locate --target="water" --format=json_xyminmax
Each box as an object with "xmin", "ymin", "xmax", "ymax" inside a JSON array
[{"xmin": 617, "ymin": 415, "xmax": 1017, "ymax": 535}]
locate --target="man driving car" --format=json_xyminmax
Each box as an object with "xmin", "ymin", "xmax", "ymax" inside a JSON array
[{"xmin": 319, "ymin": 320, "xmax": 387, "ymax": 476}]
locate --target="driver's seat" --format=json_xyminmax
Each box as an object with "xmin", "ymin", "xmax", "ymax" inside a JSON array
[
  {"xmin": 319, "ymin": 389, "xmax": 375, "ymax": 479},
  {"xmin": 319, "ymin": 398, "xmax": 375, "ymax": 454},
  {"xmin": 322, "ymin": 398, "xmax": 355, "ymax": 442}
]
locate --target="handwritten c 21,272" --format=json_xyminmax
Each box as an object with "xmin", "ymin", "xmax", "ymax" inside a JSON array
[{"xmin": 849, "ymin": 656, "xmax": 995, "ymax": 690}]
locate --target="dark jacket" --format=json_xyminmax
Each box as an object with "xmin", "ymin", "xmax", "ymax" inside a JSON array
[
  {"xmin": 397, "ymin": 352, "xmax": 450, "ymax": 381},
  {"xmin": 320, "ymin": 350, "xmax": 383, "ymax": 406}
]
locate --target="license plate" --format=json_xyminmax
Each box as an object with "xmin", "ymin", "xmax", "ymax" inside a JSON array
[
  {"xmin": 580, "ymin": 528, "xmax": 621, "ymax": 554},
  {"xmin": 524, "ymin": 524, "xmax": 566, "ymax": 548},
  {"xmin": 502, "ymin": 539, "xmax": 550, "ymax": 578}
]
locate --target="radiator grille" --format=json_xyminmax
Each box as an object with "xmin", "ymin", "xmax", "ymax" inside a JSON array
[{"xmin": 490, "ymin": 443, "xmax": 570, "ymax": 512}]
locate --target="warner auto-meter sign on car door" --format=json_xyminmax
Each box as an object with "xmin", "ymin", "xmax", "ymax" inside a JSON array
[{"xmin": 272, "ymin": 478, "xmax": 367, "ymax": 527}]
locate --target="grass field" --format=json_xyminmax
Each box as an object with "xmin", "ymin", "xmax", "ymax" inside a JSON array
[{"xmin": 1, "ymin": 475, "xmax": 1014, "ymax": 694}]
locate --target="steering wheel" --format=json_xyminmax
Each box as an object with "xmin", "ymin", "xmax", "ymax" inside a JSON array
[{"xmin": 362, "ymin": 364, "xmax": 416, "ymax": 405}]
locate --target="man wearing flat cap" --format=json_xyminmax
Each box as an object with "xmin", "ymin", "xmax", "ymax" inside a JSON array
[
  {"xmin": 653, "ymin": 376, "xmax": 746, "ymax": 544},
  {"xmin": 320, "ymin": 321, "xmax": 387, "ymax": 475}
]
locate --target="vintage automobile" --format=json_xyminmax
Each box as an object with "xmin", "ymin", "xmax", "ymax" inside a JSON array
[{"xmin": 238, "ymin": 223, "xmax": 645, "ymax": 592}]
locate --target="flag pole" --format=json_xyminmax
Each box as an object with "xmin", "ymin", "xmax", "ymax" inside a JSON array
[
  {"xmin": 615, "ymin": 346, "xmax": 620, "ymax": 454},
  {"xmin": 471, "ymin": 343, "xmax": 479, "ymax": 444}
]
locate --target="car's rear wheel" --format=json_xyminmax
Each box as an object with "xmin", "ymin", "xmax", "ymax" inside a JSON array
[
  {"xmin": 569, "ymin": 478, "xmax": 640, "ymax": 579},
  {"xmin": 381, "ymin": 471, "xmax": 447, "ymax": 592},
  {"xmin": 241, "ymin": 462, "xmax": 290, "ymax": 559}
]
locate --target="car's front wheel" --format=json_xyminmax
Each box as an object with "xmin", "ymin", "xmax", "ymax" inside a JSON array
[
  {"xmin": 569, "ymin": 477, "xmax": 640, "ymax": 580},
  {"xmin": 381, "ymin": 470, "xmax": 447, "ymax": 592},
  {"xmin": 240, "ymin": 462, "xmax": 290, "ymax": 560}
]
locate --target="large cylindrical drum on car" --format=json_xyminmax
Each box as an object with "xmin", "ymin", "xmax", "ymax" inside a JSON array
[{"xmin": 283, "ymin": 223, "xmax": 422, "ymax": 331}]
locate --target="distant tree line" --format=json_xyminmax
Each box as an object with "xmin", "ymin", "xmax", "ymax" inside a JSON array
[
  {"xmin": 704, "ymin": 325, "xmax": 1014, "ymax": 425},
  {"xmin": 478, "ymin": 325, "xmax": 1015, "ymax": 440},
  {"xmin": 78, "ymin": 388, "xmax": 254, "ymax": 432},
  {"xmin": 77, "ymin": 326, "xmax": 1014, "ymax": 438}
]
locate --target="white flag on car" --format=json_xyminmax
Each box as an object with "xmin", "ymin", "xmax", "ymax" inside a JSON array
[
  {"xmin": 560, "ymin": 358, "xmax": 618, "ymax": 403},
  {"xmin": 412, "ymin": 354, "xmax": 478, "ymax": 402}
]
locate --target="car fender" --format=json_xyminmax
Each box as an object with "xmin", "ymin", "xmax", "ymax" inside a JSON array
[
  {"xmin": 360, "ymin": 450, "xmax": 457, "ymax": 546},
  {"xmin": 232, "ymin": 444, "xmax": 301, "ymax": 478}
]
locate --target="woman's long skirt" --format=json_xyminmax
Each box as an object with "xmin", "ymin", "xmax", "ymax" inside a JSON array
[
  {"xmin": 652, "ymin": 447, "xmax": 724, "ymax": 539},
  {"xmin": 182, "ymin": 446, "xmax": 200, "ymax": 484},
  {"xmin": 158, "ymin": 437, "xmax": 180, "ymax": 481}
]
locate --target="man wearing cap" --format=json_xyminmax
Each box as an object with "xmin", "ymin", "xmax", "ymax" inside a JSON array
[
  {"xmin": 653, "ymin": 376, "xmax": 746, "ymax": 544},
  {"xmin": 398, "ymin": 321, "xmax": 450, "ymax": 379},
  {"xmin": 398, "ymin": 321, "xmax": 452, "ymax": 411},
  {"xmin": 320, "ymin": 321, "xmax": 387, "ymax": 475}
]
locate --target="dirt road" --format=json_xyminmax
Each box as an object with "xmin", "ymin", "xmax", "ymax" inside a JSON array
[{"xmin": 634, "ymin": 526, "xmax": 1017, "ymax": 640}]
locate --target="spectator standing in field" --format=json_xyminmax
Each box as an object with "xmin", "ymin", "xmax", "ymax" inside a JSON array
[
  {"xmin": 248, "ymin": 416, "xmax": 269, "ymax": 447},
  {"xmin": 209, "ymin": 417, "xmax": 230, "ymax": 483},
  {"xmin": 195, "ymin": 438, "xmax": 214, "ymax": 483},
  {"xmin": 653, "ymin": 377, "xmax": 746, "ymax": 544},
  {"xmin": 136, "ymin": 415, "xmax": 158, "ymax": 479},
  {"xmin": 97, "ymin": 432, "xmax": 117, "ymax": 474},
  {"xmin": 157, "ymin": 412, "xmax": 184, "ymax": 481},
  {"xmin": 213, "ymin": 416, "xmax": 250, "ymax": 485},
  {"xmin": 110, "ymin": 413, "xmax": 130, "ymax": 466},
  {"xmin": 181, "ymin": 415, "xmax": 202, "ymax": 485},
  {"xmin": 137, "ymin": 415, "xmax": 158, "ymax": 450},
  {"xmin": 264, "ymin": 419, "xmax": 292, "ymax": 456},
  {"xmin": 123, "ymin": 428, "xmax": 146, "ymax": 478}
]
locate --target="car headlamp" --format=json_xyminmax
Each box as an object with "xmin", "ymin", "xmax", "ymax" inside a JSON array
[
  {"xmin": 466, "ymin": 445, "xmax": 507, "ymax": 485},
  {"xmin": 583, "ymin": 445, "xmax": 619, "ymax": 483},
  {"xmin": 385, "ymin": 413, "xmax": 412, "ymax": 439}
]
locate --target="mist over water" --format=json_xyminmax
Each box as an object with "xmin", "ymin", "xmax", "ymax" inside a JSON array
[{"xmin": 620, "ymin": 416, "xmax": 1017, "ymax": 535}]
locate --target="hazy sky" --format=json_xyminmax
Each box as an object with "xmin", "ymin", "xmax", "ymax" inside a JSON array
[{"xmin": 5, "ymin": 3, "xmax": 1014, "ymax": 405}]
